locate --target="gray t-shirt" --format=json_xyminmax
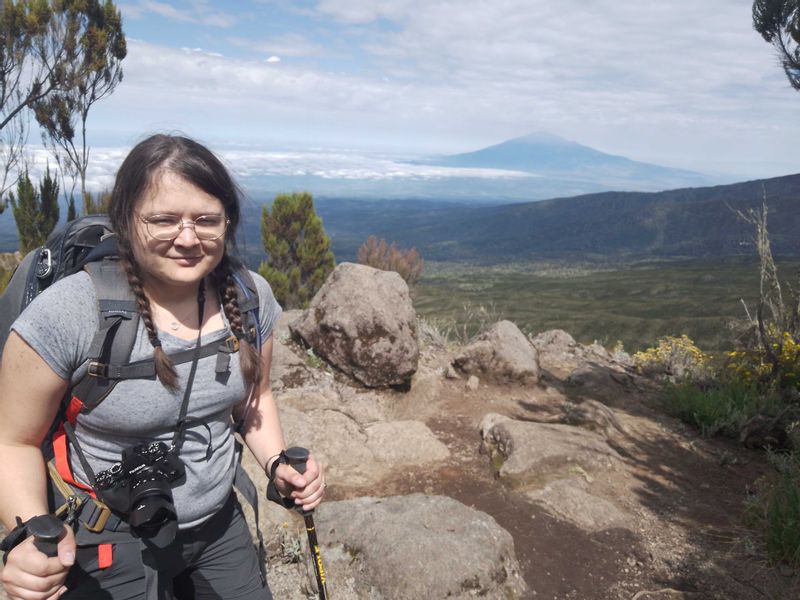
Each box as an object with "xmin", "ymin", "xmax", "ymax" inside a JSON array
[{"xmin": 12, "ymin": 269, "xmax": 281, "ymax": 528}]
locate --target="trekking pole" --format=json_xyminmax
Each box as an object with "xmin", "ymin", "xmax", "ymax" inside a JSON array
[
  {"xmin": 284, "ymin": 446, "xmax": 329, "ymax": 600},
  {"xmin": 28, "ymin": 514, "xmax": 65, "ymax": 557}
]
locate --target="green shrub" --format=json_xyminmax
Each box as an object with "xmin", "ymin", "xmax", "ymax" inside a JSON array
[
  {"xmin": 661, "ymin": 379, "xmax": 785, "ymax": 437},
  {"xmin": 746, "ymin": 450, "xmax": 800, "ymax": 570}
]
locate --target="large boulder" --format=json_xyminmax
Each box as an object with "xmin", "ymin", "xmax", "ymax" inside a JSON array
[
  {"xmin": 480, "ymin": 413, "xmax": 622, "ymax": 487},
  {"xmin": 316, "ymin": 494, "xmax": 528, "ymax": 599},
  {"xmin": 453, "ymin": 320, "xmax": 539, "ymax": 384},
  {"xmin": 291, "ymin": 263, "xmax": 419, "ymax": 388}
]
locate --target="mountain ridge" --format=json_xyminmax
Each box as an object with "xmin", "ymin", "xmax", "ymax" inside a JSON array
[{"xmin": 304, "ymin": 172, "xmax": 800, "ymax": 263}]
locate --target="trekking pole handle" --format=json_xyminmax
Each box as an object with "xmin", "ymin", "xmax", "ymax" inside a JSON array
[
  {"xmin": 284, "ymin": 446, "xmax": 310, "ymax": 476},
  {"xmin": 27, "ymin": 515, "xmax": 64, "ymax": 558}
]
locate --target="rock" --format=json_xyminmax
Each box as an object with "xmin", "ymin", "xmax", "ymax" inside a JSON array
[
  {"xmin": 526, "ymin": 478, "xmax": 632, "ymax": 532},
  {"xmin": 291, "ymin": 263, "xmax": 419, "ymax": 388},
  {"xmin": 480, "ymin": 413, "xmax": 622, "ymax": 486},
  {"xmin": 445, "ymin": 363, "xmax": 460, "ymax": 379},
  {"xmin": 316, "ymin": 494, "xmax": 528, "ymax": 599},
  {"xmin": 0, "ymin": 251, "xmax": 21, "ymax": 272},
  {"xmin": 453, "ymin": 320, "xmax": 539, "ymax": 384},
  {"xmin": 364, "ymin": 421, "xmax": 450, "ymax": 465},
  {"xmin": 560, "ymin": 399, "xmax": 628, "ymax": 438},
  {"xmin": 740, "ymin": 413, "xmax": 792, "ymax": 451},
  {"xmin": 466, "ymin": 375, "xmax": 480, "ymax": 391},
  {"xmin": 279, "ymin": 405, "xmax": 449, "ymax": 488},
  {"xmin": 392, "ymin": 364, "xmax": 444, "ymax": 421},
  {"xmin": 530, "ymin": 329, "xmax": 578, "ymax": 352}
]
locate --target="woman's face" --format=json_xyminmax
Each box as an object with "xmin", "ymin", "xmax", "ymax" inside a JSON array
[{"xmin": 131, "ymin": 170, "xmax": 227, "ymax": 294}]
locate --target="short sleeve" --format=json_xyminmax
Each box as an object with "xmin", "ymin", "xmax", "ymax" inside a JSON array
[
  {"xmin": 249, "ymin": 271, "xmax": 282, "ymax": 342},
  {"xmin": 11, "ymin": 271, "xmax": 99, "ymax": 381}
]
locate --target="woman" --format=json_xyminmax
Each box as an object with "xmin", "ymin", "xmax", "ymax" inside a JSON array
[{"xmin": 0, "ymin": 134, "xmax": 324, "ymax": 599}]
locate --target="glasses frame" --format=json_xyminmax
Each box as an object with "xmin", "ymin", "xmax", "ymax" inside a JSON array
[{"xmin": 139, "ymin": 214, "xmax": 230, "ymax": 241}]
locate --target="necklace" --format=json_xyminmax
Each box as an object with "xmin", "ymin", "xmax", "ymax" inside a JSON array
[{"xmin": 154, "ymin": 301, "xmax": 200, "ymax": 333}]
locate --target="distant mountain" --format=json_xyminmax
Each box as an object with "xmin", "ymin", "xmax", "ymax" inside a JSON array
[
  {"xmin": 299, "ymin": 173, "xmax": 800, "ymax": 263},
  {"xmin": 420, "ymin": 132, "xmax": 716, "ymax": 193}
]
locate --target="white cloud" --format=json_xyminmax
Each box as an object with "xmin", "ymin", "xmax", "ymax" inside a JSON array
[
  {"xmin": 94, "ymin": 1, "xmax": 800, "ymax": 178},
  {"xmin": 131, "ymin": 0, "xmax": 238, "ymax": 27}
]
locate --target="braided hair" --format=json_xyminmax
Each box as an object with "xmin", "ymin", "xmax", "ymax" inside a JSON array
[{"xmin": 108, "ymin": 133, "xmax": 261, "ymax": 390}]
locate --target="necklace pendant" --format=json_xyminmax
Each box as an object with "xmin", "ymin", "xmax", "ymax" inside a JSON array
[{"xmin": 169, "ymin": 321, "xmax": 180, "ymax": 331}]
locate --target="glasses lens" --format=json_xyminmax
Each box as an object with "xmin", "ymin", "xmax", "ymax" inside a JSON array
[
  {"xmin": 193, "ymin": 216, "xmax": 227, "ymax": 240},
  {"xmin": 146, "ymin": 216, "xmax": 181, "ymax": 240}
]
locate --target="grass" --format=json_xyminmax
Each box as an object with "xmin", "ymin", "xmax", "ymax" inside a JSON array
[
  {"xmin": 661, "ymin": 379, "xmax": 786, "ymax": 437},
  {"xmin": 414, "ymin": 257, "xmax": 800, "ymax": 352},
  {"xmin": 746, "ymin": 450, "xmax": 800, "ymax": 570}
]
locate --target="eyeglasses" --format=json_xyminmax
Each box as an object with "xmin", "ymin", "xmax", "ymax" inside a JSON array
[{"xmin": 140, "ymin": 214, "xmax": 230, "ymax": 241}]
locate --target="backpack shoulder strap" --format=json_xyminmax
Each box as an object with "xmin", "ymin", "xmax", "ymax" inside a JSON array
[
  {"xmin": 70, "ymin": 260, "xmax": 142, "ymax": 412},
  {"xmin": 231, "ymin": 266, "xmax": 261, "ymax": 349}
]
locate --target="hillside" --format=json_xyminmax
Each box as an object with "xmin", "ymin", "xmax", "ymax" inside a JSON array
[{"xmin": 306, "ymin": 172, "xmax": 800, "ymax": 263}]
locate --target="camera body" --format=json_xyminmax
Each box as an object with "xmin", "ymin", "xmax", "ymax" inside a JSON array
[{"xmin": 95, "ymin": 441, "xmax": 185, "ymax": 534}]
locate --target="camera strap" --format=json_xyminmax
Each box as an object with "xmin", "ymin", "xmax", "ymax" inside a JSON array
[{"xmin": 170, "ymin": 281, "xmax": 206, "ymax": 455}]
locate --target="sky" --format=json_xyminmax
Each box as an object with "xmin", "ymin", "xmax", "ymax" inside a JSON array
[{"xmin": 68, "ymin": 1, "xmax": 800, "ymax": 185}]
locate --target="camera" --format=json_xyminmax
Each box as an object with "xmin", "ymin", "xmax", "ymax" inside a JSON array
[{"xmin": 94, "ymin": 441, "xmax": 185, "ymax": 537}]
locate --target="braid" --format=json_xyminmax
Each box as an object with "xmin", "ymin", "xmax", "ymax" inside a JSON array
[
  {"xmin": 214, "ymin": 256, "xmax": 262, "ymax": 388},
  {"xmin": 117, "ymin": 241, "xmax": 179, "ymax": 391}
]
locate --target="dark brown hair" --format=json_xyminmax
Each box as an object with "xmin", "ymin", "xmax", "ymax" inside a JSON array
[{"xmin": 108, "ymin": 134, "xmax": 261, "ymax": 390}]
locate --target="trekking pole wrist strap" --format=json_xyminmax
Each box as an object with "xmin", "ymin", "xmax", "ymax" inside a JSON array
[
  {"xmin": 265, "ymin": 451, "xmax": 294, "ymax": 509},
  {"xmin": 0, "ymin": 514, "xmax": 58, "ymax": 564},
  {"xmin": 266, "ymin": 450, "xmax": 287, "ymax": 481}
]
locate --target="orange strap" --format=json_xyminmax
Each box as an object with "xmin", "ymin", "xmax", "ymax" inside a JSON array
[
  {"xmin": 98, "ymin": 544, "xmax": 113, "ymax": 569},
  {"xmin": 53, "ymin": 396, "xmax": 95, "ymax": 496}
]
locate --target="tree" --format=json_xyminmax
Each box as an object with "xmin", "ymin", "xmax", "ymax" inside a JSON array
[
  {"xmin": 33, "ymin": 0, "xmax": 126, "ymax": 202},
  {"xmin": 753, "ymin": 0, "xmax": 800, "ymax": 89},
  {"xmin": 82, "ymin": 187, "xmax": 108, "ymax": 214},
  {"xmin": 0, "ymin": 0, "xmax": 125, "ymax": 201},
  {"xmin": 357, "ymin": 235, "xmax": 425, "ymax": 288},
  {"xmin": 259, "ymin": 192, "xmax": 335, "ymax": 309},
  {"xmin": 9, "ymin": 164, "xmax": 59, "ymax": 253}
]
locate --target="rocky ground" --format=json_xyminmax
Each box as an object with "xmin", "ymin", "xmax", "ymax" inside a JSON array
[{"xmin": 255, "ymin": 302, "xmax": 800, "ymax": 600}]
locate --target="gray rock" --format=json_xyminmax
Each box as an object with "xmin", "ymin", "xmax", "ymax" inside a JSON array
[
  {"xmin": 480, "ymin": 413, "xmax": 622, "ymax": 486},
  {"xmin": 316, "ymin": 494, "xmax": 528, "ymax": 599},
  {"xmin": 453, "ymin": 320, "xmax": 539, "ymax": 384},
  {"xmin": 526, "ymin": 478, "xmax": 632, "ymax": 532},
  {"xmin": 291, "ymin": 263, "xmax": 419, "ymax": 388},
  {"xmin": 560, "ymin": 398, "xmax": 629, "ymax": 439},
  {"xmin": 466, "ymin": 375, "xmax": 480, "ymax": 391},
  {"xmin": 364, "ymin": 421, "xmax": 450, "ymax": 465},
  {"xmin": 279, "ymin": 406, "xmax": 449, "ymax": 488}
]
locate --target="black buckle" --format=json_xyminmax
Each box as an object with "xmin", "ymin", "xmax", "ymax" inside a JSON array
[{"xmin": 87, "ymin": 361, "xmax": 108, "ymax": 378}]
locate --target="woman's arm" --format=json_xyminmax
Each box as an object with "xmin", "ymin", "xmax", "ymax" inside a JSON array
[
  {"xmin": 0, "ymin": 332, "xmax": 76, "ymax": 599},
  {"xmin": 239, "ymin": 335, "xmax": 325, "ymax": 511},
  {"xmin": 0, "ymin": 332, "xmax": 70, "ymax": 526}
]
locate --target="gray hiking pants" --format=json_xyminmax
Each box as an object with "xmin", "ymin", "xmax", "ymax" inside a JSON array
[{"xmin": 64, "ymin": 493, "xmax": 272, "ymax": 600}]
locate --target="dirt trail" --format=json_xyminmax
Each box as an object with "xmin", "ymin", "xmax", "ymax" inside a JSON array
[{"xmin": 349, "ymin": 371, "xmax": 800, "ymax": 600}]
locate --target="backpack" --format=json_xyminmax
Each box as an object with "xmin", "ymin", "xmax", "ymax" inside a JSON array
[{"xmin": 0, "ymin": 216, "xmax": 268, "ymax": 557}]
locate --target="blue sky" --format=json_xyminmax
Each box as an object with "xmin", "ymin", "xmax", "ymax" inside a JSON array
[{"xmin": 77, "ymin": 0, "xmax": 800, "ymax": 183}]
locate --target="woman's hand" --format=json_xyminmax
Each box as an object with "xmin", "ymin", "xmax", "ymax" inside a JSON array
[
  {"xmin": 1, "ymin": 525, "xmax": 75, "ymax": 600},
  {"xmin": 272, "ymin": 454, "xmax": 326, "ymax": 511}
]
